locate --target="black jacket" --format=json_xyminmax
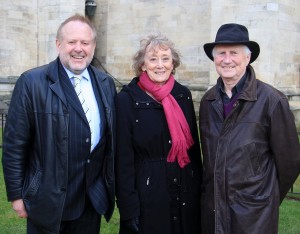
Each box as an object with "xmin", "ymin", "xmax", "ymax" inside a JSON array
[
  {"xmin": 2, "ymin": 58, "xmax": 117, "ymax": 233},
  {"xmin": 116, "ymin": 77, "xmax": 202, "ymax": 234},
  {"xmin": 199, "ymin": 65, "xmax": 300, "ymax": 234}
]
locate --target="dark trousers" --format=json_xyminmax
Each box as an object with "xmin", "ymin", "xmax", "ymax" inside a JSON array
[{"xmin": 27, "ymin": 197, "xmax": 101, "ymax": 234}]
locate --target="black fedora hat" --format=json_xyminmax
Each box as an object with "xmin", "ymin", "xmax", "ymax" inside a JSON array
[{"xmin": 203, "ymin": 23, "xmax": 260, "ymax": 64}]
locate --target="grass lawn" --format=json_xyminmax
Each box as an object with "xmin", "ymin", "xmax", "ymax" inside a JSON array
[{"xmin": 280, "ymin": 170, "xmax": 300, "ymax": 234}]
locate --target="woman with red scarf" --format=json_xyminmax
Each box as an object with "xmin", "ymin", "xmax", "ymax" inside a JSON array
[{"xmin": 115, "ymin": 33, "xmax": 202, "ymax": 234}]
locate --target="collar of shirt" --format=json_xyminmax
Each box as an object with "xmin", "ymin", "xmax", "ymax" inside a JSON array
[
  {"xmin": 62, "ymin": 66, "xmax": 90, "ymax": 83},
  {"xmin": 219, "ymin": 71, "xmax": 247, "ymax": 104}
]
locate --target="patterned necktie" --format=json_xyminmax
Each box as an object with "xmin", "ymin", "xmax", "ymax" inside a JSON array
[{"xmin": 73, "ymin": 75, "xmax": 92, "ymax": 128}]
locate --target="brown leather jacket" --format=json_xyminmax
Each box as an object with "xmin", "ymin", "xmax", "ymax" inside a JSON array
[{"xmin": 199, "ymin": 65, "xmax": 300, "ymax": 234}]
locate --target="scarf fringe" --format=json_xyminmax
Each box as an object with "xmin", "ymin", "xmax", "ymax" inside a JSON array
[{"xmin": 167, "ymin": 140, "xmax": 192, "ymax": 168}]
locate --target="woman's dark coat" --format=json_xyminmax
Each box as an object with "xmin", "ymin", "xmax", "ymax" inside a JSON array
[
  {"xmin": 116, "ymin": 77, "xmax": 202, "ymax": 234},
  {"xmin": 199, "ymin": 65, "xmax": 300, "ymax": 234}
]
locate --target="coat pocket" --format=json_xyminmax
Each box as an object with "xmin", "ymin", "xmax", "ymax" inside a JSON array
[
  {"xmin": 229, "ymin": 191, "xmax": 272, "ymax": 233},
  {"xmin": 23, "ymin": 168, "xmax": 42, "ymax": 201}
]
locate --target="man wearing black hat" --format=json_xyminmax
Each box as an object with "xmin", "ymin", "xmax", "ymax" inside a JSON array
[{"xmin": 199, "ymin": 23, "xmax": 300, "ymax": 234}]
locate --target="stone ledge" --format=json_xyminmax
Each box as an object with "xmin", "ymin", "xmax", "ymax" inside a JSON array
[
  {"xmin": 0, "ymin": 76, "xmax": 18, "ymax": 84},
  {"xmin": 290, "ymin": 101, "xmax": 300, "ymax": 111}
]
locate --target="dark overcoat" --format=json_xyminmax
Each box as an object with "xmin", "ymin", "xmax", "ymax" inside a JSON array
[
  {"xmin": 199, "ymin": 65, "xmax": 300, "ymax": 234},
  {"xmin": 2, "ymin": 58, "xmax": 117, "ymax": 233},
  {"xmin": 116, "ymin": 77, "xmax": 202, "ymax": 234}
]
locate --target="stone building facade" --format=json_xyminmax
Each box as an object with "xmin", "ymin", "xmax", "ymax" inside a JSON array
[{"xmin": 1, "ymin": 0, "xmax": 300, "ymax": 129}]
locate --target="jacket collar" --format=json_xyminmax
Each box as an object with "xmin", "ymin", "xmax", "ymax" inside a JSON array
[
  {"xmin": 45, "ymin": 58, "xmax": 110, "ymax": 108},
  {"xmin": 46, "ymin": 58, "xmax": 68, "ymax": 107},
  {"xmin": 46, "ymin": 57, "xmax": 61, "ymax": 83},
  {"xmin": 123, "ymin": 77, "xmax": 153, "ymax": 102},
  {"xmin": 123, "ymin": 77, "xmax": 184, "ymax": 102},
  {"xmin": 206, "ymin": 65, "xmax": 258, "ymax": 102}
]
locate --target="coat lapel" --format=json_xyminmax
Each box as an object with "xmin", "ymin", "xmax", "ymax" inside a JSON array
[
  {"xmin": 58, "ymin": 63, "xmax": 88, "ymax": 124},
  {"xmin": 88, "ymin": 67, "xmax": 110, "ymax": 118},
  {"xmin": 88, "ymin": 66, "xmax": 108, "ymax": 137}
]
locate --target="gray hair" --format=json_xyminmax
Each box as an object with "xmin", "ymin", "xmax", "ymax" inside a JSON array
[{"xmin": 132, "ymin": 32, "xmax": 181, "ymax": 76}]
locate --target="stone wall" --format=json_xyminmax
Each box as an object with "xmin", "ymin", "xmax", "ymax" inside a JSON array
[
  {"xmin": 92, "ymin": 0, "xmax": 210, "ymax": 87},
  {"xmin": 90, "ymin": 0, "xmax": 300, "ymax": 93},
  {"xmin": 0, "ymin": 1, "xmax": 38, "ymax": 76},
  {"xmin": 1, "ymin": 0, "xmax": 300, "ymax": 89},
  {"xmin": 0, "ymin": 0, "xmax": 84, "ymax": 77},
  {"xmin": 0, "ymin": 0, "xmax": 299, "ymax": 130}
]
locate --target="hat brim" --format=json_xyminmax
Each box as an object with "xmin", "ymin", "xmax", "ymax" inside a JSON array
[{"xmin": 203, "ymin": 41, "xmax": 260, "ymax": 64}]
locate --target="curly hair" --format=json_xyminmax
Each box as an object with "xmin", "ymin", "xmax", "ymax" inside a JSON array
[{"xmin": 132, "ymin": 33, "xmax": 181, "ymax": 76}]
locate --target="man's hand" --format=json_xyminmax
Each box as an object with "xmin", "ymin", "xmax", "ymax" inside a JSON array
[{"xmin": 12, "ymin": 199, "xmax": 28, "ymax": 218}]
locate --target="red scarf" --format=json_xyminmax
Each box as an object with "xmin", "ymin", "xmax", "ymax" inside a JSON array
[{"xmin": 139, "ymin": 72, "xmax": 194, "ymax": 168}]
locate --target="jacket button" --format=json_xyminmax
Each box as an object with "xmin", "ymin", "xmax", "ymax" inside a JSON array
[
  {"xmin": 85, "ymin": 138, "xmax": 90, "ymax": 143},
  {"xmin": 173, "ymin": 216, "xmax": 177, "ymax": 221},
  {"xmin": 173, "ymin": 178, "xmax": 178, "ymax": 183},
  {"xmin": 169, "ymin": 140, "xmax": 172, "ymax": 144},
  {"xmin": 87, "ymin": 159, "xmax": 90, "ymax": 163}
]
